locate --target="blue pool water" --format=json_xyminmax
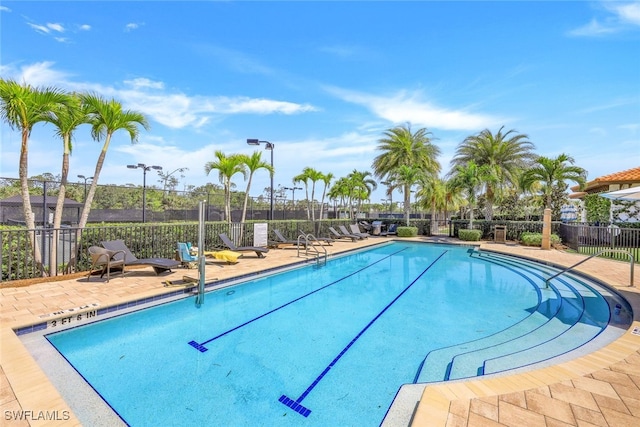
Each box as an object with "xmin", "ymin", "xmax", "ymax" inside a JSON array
[{"xmin": 45, "ymin": 242, "xmax": 618, "ymax": 426}]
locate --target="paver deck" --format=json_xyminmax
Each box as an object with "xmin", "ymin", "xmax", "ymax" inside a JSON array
[{"xmin": 1, "ymin": 236, "xmax": 639, "ymax": 426}]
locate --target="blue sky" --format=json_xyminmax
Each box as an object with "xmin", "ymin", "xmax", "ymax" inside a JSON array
[{"xmin": 1, "ymin": 0, "xmax": 639, "ymax": 203}]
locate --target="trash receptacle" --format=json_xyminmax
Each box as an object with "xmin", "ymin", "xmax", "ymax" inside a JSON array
[
  {"xmin": 371, "ymin": 220, "xmax": 383, "ymax": 236},
  {"xmin": 494, "ymin": 225, "xmax": 506, "ymax": 243}
]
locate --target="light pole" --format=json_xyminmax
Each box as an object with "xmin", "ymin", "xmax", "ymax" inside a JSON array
[
  {"xmin": 127, "ymin": 163, "xmax": 162, "ymax": 223},
  {"xmin": 77, "ymin": 174, "xmax": 93, "ymax": 202},
  {"xmin": 284, "ymin": 186, "xmax": 302, "ymax": 219},
  {"xmin": 247, "ymin": 139, "xmax": 275, "ymax": 220}
]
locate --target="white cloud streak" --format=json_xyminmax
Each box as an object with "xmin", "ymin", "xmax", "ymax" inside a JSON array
[
  {"xmin": 3, "ymin": 62, "xmax": 318, "ymax": 129},
  {"xmin": 325, "ymin": 86, "xmax": 501, "ymax": 131},
  {"xmin": 568, "ymin": 0, "xmax": 640, "ymax": 36}
]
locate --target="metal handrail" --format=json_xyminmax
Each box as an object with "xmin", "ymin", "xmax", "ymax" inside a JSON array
[
  {"xmin": 297, "ymin": 233, "xmax": 327, "ymax": 265},
  {"xmin": 545, "ymin": 249, "xmax": 635, "ymax": 288}
]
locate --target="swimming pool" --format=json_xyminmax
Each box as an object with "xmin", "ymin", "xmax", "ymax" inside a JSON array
[{"xmin": 34, "ymin": 242, "xmax": 629, "ymax": 426}]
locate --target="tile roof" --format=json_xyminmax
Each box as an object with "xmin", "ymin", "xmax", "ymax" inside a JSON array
[{"xmin": 571, "ymin": 166, "xmax": 640, "ymax": 192}]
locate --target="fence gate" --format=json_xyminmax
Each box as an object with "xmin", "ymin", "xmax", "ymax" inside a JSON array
[{"xmin": 431, "ymin": 220, "xmax": 450, "ymax": 236}]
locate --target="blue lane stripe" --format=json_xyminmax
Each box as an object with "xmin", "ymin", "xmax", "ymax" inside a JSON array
[
  {"xmin": 189, "ymin": 247, "xmax": 410, "ymax": 351},
  {"xmin": 280, "ymin": 250, "xmax": 448, "ymax": 417}
]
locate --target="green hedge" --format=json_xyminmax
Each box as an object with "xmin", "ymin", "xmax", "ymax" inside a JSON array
[
  {"xmin": 458, "ymin": 229, "xmax": 482, "ymax": 241},
  {"xmin": 520, "ymin": 232, "xmax": 561, "ymax": 246},
  {"xmin": 396, "ymin": 226, "xmax": 418, "ymax": 237}
]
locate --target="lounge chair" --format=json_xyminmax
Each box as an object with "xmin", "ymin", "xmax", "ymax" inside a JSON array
[
  {"xmin": 218, "ymin": 233, "xmax": 269, "ymax": 258},
  {"xmin": 270, "ymin": 229, "xmax": 306, "ymax": 248},
  {"xmin": 348, "ymin": 224, "xmax": 371, "ymax": 238},
  {"xmin": 381, "ymin": 223, "xmax": 398, "ymax": 236},
  {"xmin": 328, "ymin": 226, "xmax": 359, "ymax": 241},
  {"xmin": 86, "ymin": 246, "xmax": 125, "ymax": 282},
  {"xmin": 101, "ymin": 239, "xmax": 180, "ymax": 275},
  {"xmin": 339, "ymin": 225, "xmax": 366, "ymax": 240},
  {"xmin": 177, "ymin": 242, "xmax": 198, "ymax": 268}
]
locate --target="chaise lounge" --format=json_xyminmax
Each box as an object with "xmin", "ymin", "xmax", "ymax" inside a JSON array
[
  {"xmin": 101, "ymin": 239, "xmax": 180, "ymax": 275},
  {"xmin": 328, "ymin": 226, "xmax": 359, "ymax": 241},
  {"xmin": 218, "ymin": 233, "xmax": 269, "ymax": 258}
]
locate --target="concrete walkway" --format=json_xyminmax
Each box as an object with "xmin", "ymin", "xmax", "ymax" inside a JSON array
[{"xmin": 1, "ymin": 237, "xmax": 639, "ymax": 426}]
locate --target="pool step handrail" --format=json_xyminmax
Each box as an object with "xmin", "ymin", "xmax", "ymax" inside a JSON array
[
  {"xmin": 296, "ymin": 233, "xmax": 327, "ymax": 265},
  {"xmin": 544, "ymin": 249, "xmax": 634, "ymax": 288}
]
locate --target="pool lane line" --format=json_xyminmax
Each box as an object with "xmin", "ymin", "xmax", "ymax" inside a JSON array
[
  {"xmin": 188, "ymin": 246, "xmax": 410, "ymax": 352},
  {"xmin": 279, "ymin": 249, "xmax": 449, "ymax": 418}
]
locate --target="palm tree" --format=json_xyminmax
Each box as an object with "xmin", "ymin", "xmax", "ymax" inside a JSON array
[
  {"xmin": 318, "ymin": 172, "xmax": 334, "ymax": 221},
  {"xmin": 43, "ymin": 92, "xmax": 90, "ymax": 273},
  {"xmin": 347, "ymin": 170, "xmax": 377, "ymax": 219},
  {"xmin": 45, "ymin": 93, "xmax": 90, "ymax": 229},
  {"xmin": 372, "ymin": 123, "xmax": 441, "ymax": 224},
  {"xmin": 522, "ymin": 153, "xmax": 587, "ymax": 210},
  {"xmin": 237, "ymin": 151, "xmax": 273, "ymax": 223},
  {"xmin": 416, "ymin": 176, "xmax": 447, "ymax": 233},
  {"xmin": 79, "ymin": 93, "xmax": 149, "ymax": 229},
  {"xmin": 327, "ymin": 177, "xmax": 350, "ymax": 219},
  {"xmin": 451, "ymin": 126, "xmax": 535, "ymax": 220},
  {"xmin": 448, "ymin": 161, "xmax": 488, "ymax": 229},
  {"xmin": 293, "ymin": 168, "xmax": 323, "ymax": 220},
  {"xmin": 0, "ymin": 79, "xmax": 67, "ymax": 268},
  {"xmin": 204, "ymin": 151, "xmax": 247, "ymax": 222}
]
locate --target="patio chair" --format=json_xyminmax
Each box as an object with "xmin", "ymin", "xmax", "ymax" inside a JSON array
[
  {"xmin": 177, "ymin": 242, "xmax": 198, "ymax": 268},
  {"xmin": 349, "ymin": 224, "xmax": 371, "ymax": 238},
  {"xmin": 328, "ymin": 226, "xmax": 359, "ymax": 241},
  {"xmin": 218, "ymin": 233, "xmax": 269, "ymax": 258},
  {"xmin": 381, "ymin": 223, "xmax": 398, "ymax": 236},
  {"xmin": 339, "ymin": 225, "xmax": 366, "ymax": 240},
  {"xmin": 101, "ymin": 239, "xmax": 180, "ymax": 275},
  {"xmin": 270, "ymin": 229, "xmax": 307, "ymax": 248},
  {"xmin": 86, "ymin": 246, "xmax": 125, "ymax": 282}
]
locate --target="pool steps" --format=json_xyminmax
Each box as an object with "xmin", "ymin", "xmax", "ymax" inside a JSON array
[{"xmin": 415, "ymin": 250, "xmax": 614, "ymax": 383}]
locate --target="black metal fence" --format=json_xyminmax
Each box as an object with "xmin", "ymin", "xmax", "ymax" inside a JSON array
[
  {"xmin": 559, "ymin": 223, "xmax": 640, "ymax": 262},
  {"xmin": 1, "ymin": 219, "xmax": 409, "ymax": 282}
]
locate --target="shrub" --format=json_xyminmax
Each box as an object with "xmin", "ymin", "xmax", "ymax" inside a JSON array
[
  {"xmin": 520, "ymin": 232, "xmax": 561, "ymax": 246},
  {"xmin": 396, "ymin": 226, "xmax": 418, "ymax": 237},
  {"xmin": 458, "ymin": 229, "xmax": 482, "ymax": 241}
]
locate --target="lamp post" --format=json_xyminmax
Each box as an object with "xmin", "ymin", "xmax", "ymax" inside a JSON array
[
  {"xmin": 77, "ymin": 174, "xmax": 93, "ymax": 202},
  {"xmin": 247, "ymin": 139, "xmax": 275, "ymax": 220},
  {"xmin": 127, "ymin": 163, "xmax": 162, "ymax": 223},
  {"xmin": 284, "ymin": 186, "xmax": 302, "ymax": 219}
]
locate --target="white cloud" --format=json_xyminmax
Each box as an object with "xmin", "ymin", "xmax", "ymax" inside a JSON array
[
  {"xmin": 3, "ymin": 62, "xmax": 317, "ymax": 128},
  {"xmin": 79, "ymin": 24, "xmax": 91, "ymax": 31},
  {"xmin": 569, "ymin": 1, "xmax": 640, "ymax": 36},
  {"xmin": 0, "ymin": 5, "xmax": 11, "ymax": 12},
  {"xmin": 125, "ymin": 22, "xmax": 143, "ymax": 32},
  {"xmin": 325, "ymin": 86, "xmax": 501, "ymax": 131},
  {"xmin": 47, "ymin": 23, "xmax": 64, "ymax": 32},
  {"xmin": 606, "ymin": 1, "xmax": 640, "ymax": 25}
]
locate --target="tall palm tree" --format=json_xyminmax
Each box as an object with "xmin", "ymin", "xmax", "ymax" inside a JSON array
[
  {"xmin": 237, "ymin": 151, "xmax": 273, "ymax": 223},
  {"xmin": 448, "ymin": 161, "xmax": 488, "ymax": 229},
  {"xmin": 0, "ymin": 79, "xmax": 67, "ymax": 268},
  {"xmin": 522, "ymin": 153, "xmax": 587, "ymax": 210},
  {"xmin": 451, "ymin": 126, "xmax": 535, "ymax": 220},
  {"xmin": 347, "ymin": 170, "xmax": 377, "ymax": 219},
  {"xmin": 327, "ymin": 177, "xmax": 350, "ymax": 219},
  {"xmin": 45, "ymin": 93, "xmax": 90, "ymax": 229},
  {"xmin": 318, "ymin": 172, "xmax": 334, "ymax": 221},
  {"xmin": 205, "ymin": 151, "xmax": 247, "ymax": 223},
  {"xmin": 372, "ymin": 123, "xmax": 441, "ymax": 224},
  {"xmin": 79, "ymin": 93, "xmax": 149, "ymax": 229},
  {"xmin": 416, "ymin": 175, "xmax": 447, "ymax": 233},
  {"xmin": 292, "ymin": 168, "xmax": 320, "ymax": 220},
  {"xmin": 43, "ymin": 93, "xmax": 90, "ymax": 273},
  {"xmin": 386, "ymin": 165, "xmax": 421, "ymax": 225}
]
